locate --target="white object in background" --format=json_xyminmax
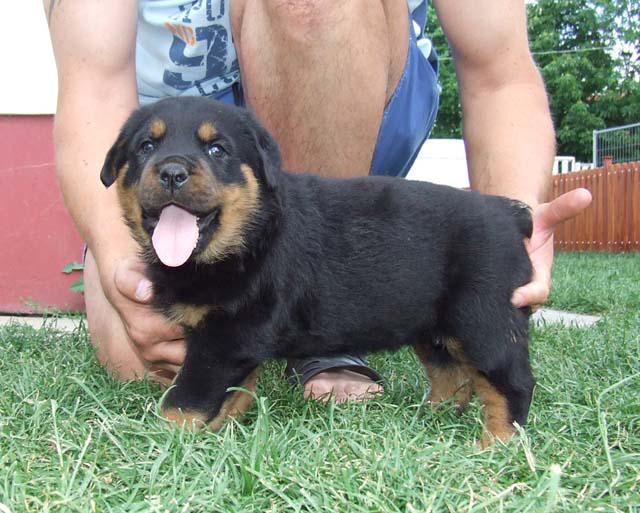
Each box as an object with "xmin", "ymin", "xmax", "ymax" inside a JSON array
[
  {"xmin": 553, "ymin": 156, "xmax": 595, "ymax": 174},
  {"xmin": 553, "ymin": 156, "xmax": 577, "ymax": 175},
  {"xmin": 407, "ymin": 139, "xmax": 470, "ymax": 188},
  {"xmin": 0, "ymin": 0, "xmax": 58, "ymax": 115}
]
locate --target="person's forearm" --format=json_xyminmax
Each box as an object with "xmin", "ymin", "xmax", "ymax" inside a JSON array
[
  {"xmin": 461, "ymin": 72, "xmax": 554, "ymax": 207},
  {"xmin": 46, "ymin": 0, "xmax": 139, "ymax": 274},
  {"xmin": 54, "ymin": 80, "xmax": 139, "ymax": 269}
]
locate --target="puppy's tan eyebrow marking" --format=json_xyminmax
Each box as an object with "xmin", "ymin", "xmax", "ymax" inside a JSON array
[
  {"xmin": 150, "ymin": 118, "xmax": 167, "ymax": 139},
  {"xmin": 197, "ymin": 122, "xmax": 217, "ymax": 143}
]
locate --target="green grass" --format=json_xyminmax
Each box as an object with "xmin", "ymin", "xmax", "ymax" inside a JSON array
[
  {"xmin": 1, "ymin": 252, "xmax": 639, "ymax": 512},
  {"xmin": 547, "ymin": 252, "xmax": 640, "ymax": 314}
]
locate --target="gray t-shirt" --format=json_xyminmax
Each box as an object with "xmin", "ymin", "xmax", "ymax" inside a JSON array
[{"xmin": 137, "ymin": 0, "xmax": 239, "ymax": 104}]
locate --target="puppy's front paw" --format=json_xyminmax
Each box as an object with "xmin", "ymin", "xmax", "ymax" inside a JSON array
[
  {"xmin": 162, "ymin": 406, "xmax": 209, "ymax": 430},
  {"xmin": 161, "ymin": 386, "xmax": 211, "ymax": 430},
  {"xmin": 477, "ymin": 427, "xmax": 516, "ymax": 450}
]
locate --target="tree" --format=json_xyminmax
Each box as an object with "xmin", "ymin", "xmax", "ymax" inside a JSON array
[
  {"xmin": 426, "ymin": 1, "xmax": 640, "ymax": 162},
  {"xmin": 425, "ymin": 9, "xmax": 460, "ymax": 139}
]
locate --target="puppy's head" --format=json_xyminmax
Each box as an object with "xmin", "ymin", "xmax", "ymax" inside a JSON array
[{"xmin": 101, "ymin": 97, "xmax": 281, "ymax": 267}]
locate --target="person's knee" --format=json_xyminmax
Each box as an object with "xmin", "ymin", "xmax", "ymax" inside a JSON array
[
  {"xmin": 267, "ymin": 0, "xmax": 343, "ymax": 22},
  {"xmin": 274, "ymin": 0, "xmax": 355, "ymax": 44},
  {"xmin": 253, "ymin": 0, "xmax": 390, "ymax": 44},
  {"xmin": 84, "ymin": 251, "xmax": 145, "ymax": 380},
  {"xmin": 268, "ymin": 0, "xmax": 407, "ymax": 24}
]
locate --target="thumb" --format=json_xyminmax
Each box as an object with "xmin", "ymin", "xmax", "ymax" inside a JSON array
[
  {"xmin": 536, "ymin": 188, "xmax": 592, "ymax": 232},
  {"xmin": 114, "ymin": 258, "xmax": 154, "ymax": 304}
]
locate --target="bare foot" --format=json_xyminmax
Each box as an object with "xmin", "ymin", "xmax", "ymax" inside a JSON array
[{"xmin": 303, "ymin": 369, "xmax": 384, "ymax": 403}]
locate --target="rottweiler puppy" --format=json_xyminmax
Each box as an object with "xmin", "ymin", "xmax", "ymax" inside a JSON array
[{"xmin": 101, "ymin": 97, "xmax": 535, "ymax": 447}]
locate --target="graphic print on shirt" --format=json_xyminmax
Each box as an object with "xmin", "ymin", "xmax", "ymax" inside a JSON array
[{"xmin": 161, "ymin": 1, "xmax": 239, "ymax": 96}]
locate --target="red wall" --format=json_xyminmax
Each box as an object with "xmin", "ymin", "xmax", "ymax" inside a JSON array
[{"xmin": 0, "ymin": 115, "xmax": 84, "ymax": 313}]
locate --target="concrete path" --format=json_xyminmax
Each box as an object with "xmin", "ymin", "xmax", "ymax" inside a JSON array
[
  {"xmin": 531, "ymin": 308, "xmax": 601, "ymax": 328},
  {"xmin": 0, "ymin": 315, "xmax": 84, "ymax": 332},
  {"xmin": 1, "ymin": 308, "xmax": 601, "ymax": 333}
]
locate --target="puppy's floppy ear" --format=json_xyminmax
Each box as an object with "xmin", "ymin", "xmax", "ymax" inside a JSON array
[
  {"xmin": 248, "ymin": 116, "xmax": 281, "ymax": 189},
  {"xmin": 100, "ymin": 135, "xmax": 128, "ymax": 188}
]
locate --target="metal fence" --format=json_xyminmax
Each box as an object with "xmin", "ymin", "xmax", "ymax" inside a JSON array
[{"xmin": 593, "ymin": 122, "xmax": 640, "ymax": 167}]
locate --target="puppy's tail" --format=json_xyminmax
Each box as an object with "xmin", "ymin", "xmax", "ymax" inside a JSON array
[{"xmin": 506, "ymin": 199, "xmax": 534, "ymax": 239}]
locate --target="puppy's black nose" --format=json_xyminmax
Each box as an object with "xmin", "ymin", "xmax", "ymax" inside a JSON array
[{"xmin": 158, "ymin": 163, "xmax": 189, "ymax": 191}]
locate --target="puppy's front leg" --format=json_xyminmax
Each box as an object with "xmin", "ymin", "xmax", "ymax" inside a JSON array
[{"xmin": 161, "ymin": 342, "xmax": 259, "ymax": 431}]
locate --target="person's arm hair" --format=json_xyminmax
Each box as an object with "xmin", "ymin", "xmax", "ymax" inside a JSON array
[
  {"xmin": 434, "ymin": 0, "xmax": 554, "ymax": 207},
  {"xmin": 45, "ymin": 0, "xmax": 140, "ymax": 273}
]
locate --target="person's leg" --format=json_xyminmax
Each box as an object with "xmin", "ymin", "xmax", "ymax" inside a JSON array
[
  {"xmin": 230, "ymin": 0, "xmax": 410, "ymax": 401},
  {"xmin": 84, "ymin": 249, "xmax": 146, "ymax": 380},
  {"xmin": 230, "ymin": 0, "xmax": 409, "ymax": 175}
]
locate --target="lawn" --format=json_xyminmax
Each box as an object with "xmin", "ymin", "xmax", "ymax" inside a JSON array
[{"xmin": 0, "ymin": 252, "xmax": 638, "ymax": 512}]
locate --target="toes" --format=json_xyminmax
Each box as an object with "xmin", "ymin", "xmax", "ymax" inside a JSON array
[
  {"xmin": 303, "ymin": 384, "xmax": 333, "ymax": 402},
  {"xmin": 302, "ymin": 370, "xmax": 384, "ymax": 403}
]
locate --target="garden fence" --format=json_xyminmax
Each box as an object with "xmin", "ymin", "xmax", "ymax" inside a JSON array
[
  {"xmin": 593, "ymin": 123, "xmax": 640, "ymax": 167},
  {"xmin": 553, "ymin": 157, "xmax": 640, "ymax": 252}
]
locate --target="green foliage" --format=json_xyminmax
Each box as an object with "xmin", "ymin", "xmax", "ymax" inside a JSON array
[
  {"xmin": 528, "ymin": 0, "xmax": 639, "ymax": 160},
  {"xmin": 426, "ymin": 1, "xmax": 640, "ymax": 161},
  {"xmin": 63, "ymin": 261, "xmax": 85, "ymax": 294},
  {"xmin": 62, "ymin": 262, "xmax": 84, "ymax": 274},
  {"xmin": 70, "ymin": 278, "xmax": 85, "ymax": 294},
  {"xmin": 426, "ymin": 9, "xmax": 461, "ymax": 139}
]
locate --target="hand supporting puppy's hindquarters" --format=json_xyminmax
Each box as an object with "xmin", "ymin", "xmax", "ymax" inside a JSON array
[{"xmin": 511, "ymin": 188, "xmax": 592, "ymax": 309}]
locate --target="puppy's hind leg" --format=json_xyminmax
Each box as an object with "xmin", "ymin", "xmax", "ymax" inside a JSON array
[
  {"xmin": 448, "ymin": 313, "xmax": 535, "ymax": 448},
  {"xmin": 472, "ymin": 340, "xmax": 534, "ymax": 448},
  {"xmin": 414, "ymin": 340, "xmax": 474, "ymax": 414}
]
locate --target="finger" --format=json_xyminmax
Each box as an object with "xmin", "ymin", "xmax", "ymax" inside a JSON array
[
  {"xmin": 536, "ymin": 188, "xmax": 592, "ymax": 232},
  {"xmin": 114, "ymin": 258, "xmax": 154, "ymax": 304},
  {"xmin": 124, "ymin": 310, "xmax": 184, "ymax": 348},
  {"xmin": 147, "ymin": 365, "xmax": 178, "ymax": 387},
  {"xmin": 155, "ymin": 363, "xmax": 182, "ymax": 375},
  {"xmin": 144, "ymin": 339, "xmax": 187, "ymax": 366},
  {"xmin": 153, "ymin": 320, "xmax": 184, "ymax": 342},
  {"xmin": 511, "ymin": 279, "xmax": 550, "ymax": 308},
  {"xmin": 149, "ymin": 363, "xmax": 181, "ymax": 376}
]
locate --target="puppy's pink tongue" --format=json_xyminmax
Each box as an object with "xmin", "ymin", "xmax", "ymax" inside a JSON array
[{"xmin": 152, "ymin": 205, "xmax": 199, "ymax": 267}]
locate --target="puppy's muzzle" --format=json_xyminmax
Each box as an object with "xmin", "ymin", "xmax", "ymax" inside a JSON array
[{"xmin": 158, "ymin": 159, "xmax": 190, "ymax": 193}]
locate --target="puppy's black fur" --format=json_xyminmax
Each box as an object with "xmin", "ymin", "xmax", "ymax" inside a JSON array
[{"xmin": 102, "ymin": 97, "xmax": 535, "ymax": 445}]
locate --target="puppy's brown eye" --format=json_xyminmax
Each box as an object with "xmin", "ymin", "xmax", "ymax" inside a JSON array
[
  {"xmin": 207, "ymin": 144, "xmax": 226, "ymax": 158},
  {"xmin": 139, "ymin": 140, "xmax": 156, "ymax": 155}
]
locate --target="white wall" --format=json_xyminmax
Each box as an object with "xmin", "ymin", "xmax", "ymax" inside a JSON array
[
  {"xmin": 407, "ymin": 139, "xmax": 470, "ymax": 188},
  {"xmin": 0, "ymin": 0, "xmax": 58, "ymax": 114}
]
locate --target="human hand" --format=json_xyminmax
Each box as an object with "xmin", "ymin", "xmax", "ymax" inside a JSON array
[
  {"xmin": 511, "ymin": 188, "xmax": 592, "ymax": 309},
  {"xmin": 104, "ymin": 257, "xmax": 186, "ymax": 382}
]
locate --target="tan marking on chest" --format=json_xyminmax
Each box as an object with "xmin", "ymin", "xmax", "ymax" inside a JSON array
[{"xmin": 167, "ymin": 304, "xmax": 212, "ymax": 328}]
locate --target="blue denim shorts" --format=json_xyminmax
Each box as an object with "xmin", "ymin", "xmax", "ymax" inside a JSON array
[
  {"xmin": 215, "ymin": 8, "xmax": 439, "ymax": 179},
  {"xmin": 371, "ymin": 10, "xmax": 440, "ymax": 178}
]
